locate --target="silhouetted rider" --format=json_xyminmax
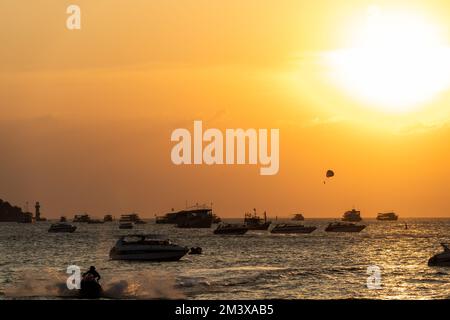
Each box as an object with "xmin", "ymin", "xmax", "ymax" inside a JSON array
[{"xmin": 83, "ymin": 266, "xmax": 101, "ymax": 282}]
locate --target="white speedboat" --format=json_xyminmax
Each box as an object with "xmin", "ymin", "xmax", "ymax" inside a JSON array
[
  {"xmin": 109, "ymin": 234, "xmax": 189, "ymax": 261},
  {"xmin": 48, "ymin": 223, "xmax": 77, "ymax": 233},
  {"xmin": 270, "ymin": 224, "xmax": 316, "ymax": 234},
  {"xmin": 428, "ymin": 243, "xmax": 450, "ymax": 267}
]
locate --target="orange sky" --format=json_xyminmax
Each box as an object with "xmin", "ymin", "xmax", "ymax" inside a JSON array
[{"xmin": 0, "ymin": 0, "xmax": 449, "ymax": 218}]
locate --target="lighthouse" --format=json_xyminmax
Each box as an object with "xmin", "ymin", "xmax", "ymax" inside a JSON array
[{"xmin": 35, "ymin": 202, "xmax": 41, "ymax": 221}]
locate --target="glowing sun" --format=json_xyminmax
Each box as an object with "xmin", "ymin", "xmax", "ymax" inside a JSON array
[{"xmin": 325, "ymin": 6, "xmax": 450, "ymax": 113}]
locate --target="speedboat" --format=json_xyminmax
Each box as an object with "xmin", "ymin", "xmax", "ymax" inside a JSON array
[
  {"xmin": 342, "ymin": 209, "xmax": 362, "ymax": 222},
  {"xmin": 119, "ymin": 222, "xmax": 133, "ymax": 229},
  {"xmin": 377, "ymin": 212, "xmax": 398, "ymax": 221},
  {"xmin": 214, "ymin": 223, "xmax": 248, "ymax": 235},
  {"xmin": 109, "ymin": 234, "xmax": 189, "ymax": 261},
  {"xmin": 270, "ymin": 224, "xmax": 316, "ymax": 234},
  {"xmin": 79, "ymin": 274, "xmax": 102, "ymax": 299},
  {"xmin": 428, "ymin": 243, "xmax": 450, "ymax": 267},
  {"xmin": 325, "ymin": 222, "xmax": 366, "ymax": 232},
  {"xmin": 48, "ymin": 223, "xmax": 77, "ymax": 233}
]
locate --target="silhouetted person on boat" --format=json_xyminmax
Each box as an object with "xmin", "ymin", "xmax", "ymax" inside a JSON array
[{"xmin": 83, "ymin": 266, "xmax": 101, "ymax": 282}]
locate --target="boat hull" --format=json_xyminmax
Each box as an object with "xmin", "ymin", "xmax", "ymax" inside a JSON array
[
  {"xmin": 325, "ymin": 225, "xmax": 366, "ymax": 232},
  {"xmin": 48, "ymin": 226, "xmax": 77, "ymax": 233},
  {"xmin": 110, "ymin": 248, "xmax": 189, "ymax": 261},
  {"xmin": 245, "ymin": 222, "xmax": 271, "ymax": 230},
  {"xmin": 214, "ymin": 228, "xmax": 248, "ymax": 235},
  {"xmin": 428, "ymin": 253, "xmax": 450, "ymax": 267},
  {"xmin": 270, "ymin": 226, "xmax": 316, "ymax": 234}
]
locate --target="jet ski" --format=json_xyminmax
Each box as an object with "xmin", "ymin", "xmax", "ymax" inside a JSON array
[
  {"xmin": 79, "ymin": 274, "xmax": 102, "ymax": 299},
  {"xmin": 428, "ymin": 243, "xmax": 450, "ymax": 267}
]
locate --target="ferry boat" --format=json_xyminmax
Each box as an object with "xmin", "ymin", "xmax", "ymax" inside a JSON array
[
  {"xmin": 109, "ymin": 234, "xmax": 189, "ymax": 261},
  {"xmin": 214, "ymin": 223, "xmax": 248, "ymax": 235},
  {"xmin": 342, "ymin": 209, "xmax": 362, "ymax": 222},
  {"xmin": 73, "ymin": 214, "xmax": 91, "ymax": 223},
  {"xmin": 244, "ymin": 209, "xmax": 271, "ymax": 230},
  {"xmin": 156, "ymin": 204, "xmax": 214, "ymax": 228},
  {"xmin": 376, "ymin": 212, "xmax": 398, "ymax": 221},
  {"xmin": 270, "ymin": 224, "xmax": 316, "ymax": 234},
  {"xmin": 325, "ymin": 222, "xmax": 366, "ymax": 232},
  {"xmin": 48, "ymin": 223, "xmax": 77, "ymax": 233},
  {"xmin": 291, "ymin": 213, "xmax": 305, "ymax": 221}
]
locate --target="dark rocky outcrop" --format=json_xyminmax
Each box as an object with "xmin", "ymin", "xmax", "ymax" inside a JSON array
[{"xmin": 0, "ymin": 199, "xmax": 33, "ymax": 222}]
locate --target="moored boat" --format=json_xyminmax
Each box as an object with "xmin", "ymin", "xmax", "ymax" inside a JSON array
[
  {"xmin": 270, "ymin": 224, "xmax": 316, "ymax": 234},
  {"xmin": 325, "ymin": 222, "xmax": 366, "ymax": 232},
  {"xmin": 342, "ymin": 209, "xmax": 362, "ymax": 222},
  {"xmin": 244, "ymin": 209, "xmax": 271, "ymax": 230},
  {"xmin": 214, "ymin": 223, "xmax": 248, "ymax": 235},
  {"xmin": 48, "ymin": 223, "xmax": 77, "ymax": 233},
  {"xmin": 377, "ymin": 212, "xmax": 398, "ymax": 221}
]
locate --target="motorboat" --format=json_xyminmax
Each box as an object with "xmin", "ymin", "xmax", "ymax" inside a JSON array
[
  {"xmin": 214, "ymin": 223, "xmax": 248, "ymax": 235},
  {"xmin": 156, "ymin": 204, "xmax": 213, "ymax": 228},
  {"xmin": 291, "ymin": 214, "xmax": 305, "ymax": 221},
  {"xmin": 342, "ymin": 209, "xmax": 362, "ymax": 222},
  {"xmin": 109, "ymin": 234, "xmax": 189, "ymax": 261},
  {"xmin": 119, "ymin": 222, "xmax": 133, "ymax": 229},
  {"xmin": 48, "ymin": 223, "xmax": 77, "ymax": 233},
  {"xmin": 377, "ymin": 212, "xmax": 398, "ymax": 221},
  {"xmin": 244, "ymin": 209, "xmax": 271, "ymax": 230},
  {"xmin": 428, "ymin": 243, "xmax": 450, "ymax": 267},
  {"xmin": 325, "ymin": 222, "xmax": 366, "ymax": 232},
  {"xmin": 270, "ymin": 224, "xmax": 316, "ymax": 234}
]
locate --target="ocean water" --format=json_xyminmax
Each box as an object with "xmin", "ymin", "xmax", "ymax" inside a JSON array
[{"xmin": 0, "ymin": 219, "xmax": 450, "ymax": 299}]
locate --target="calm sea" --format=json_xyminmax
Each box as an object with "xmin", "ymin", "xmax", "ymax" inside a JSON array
[{"xmin": 1, "ymin": 219, "xmax": 449, "ymax": 299}]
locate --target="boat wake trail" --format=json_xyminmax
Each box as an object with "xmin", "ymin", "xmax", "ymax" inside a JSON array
[
  {"xmin": 3, "ymin": 269, "xmax": 184, "ymax": 299},
  {"xmin": 102, "ymin": 271, "xmax": 185, "ymax": 299}
]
